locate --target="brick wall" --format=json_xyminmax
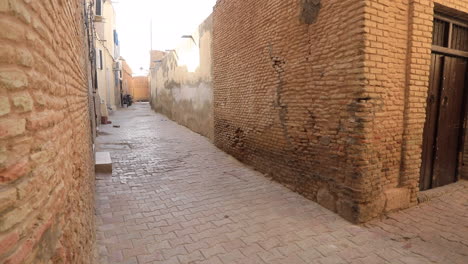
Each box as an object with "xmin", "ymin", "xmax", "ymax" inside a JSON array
[
  {"xmin": 363, "ymin": 0, "xmax": 468, "ymax": 210},
  {"xmin": 0, "ymin": 0, "xmax": 95, "ymax": 263},
  {"xmin": 213, "ymin": 0, "xmax": 370, "ymax": 222},
  {"xmin": 151, "ymin": 16, "xmax": 214, "ymax": 141},
  {"xmin": 132, "ymin": 76, "xmax": 149, "ymax": 101},
  {"xmin": 213, "ymin": 0, "xmax": 468, "ymax": 222}
]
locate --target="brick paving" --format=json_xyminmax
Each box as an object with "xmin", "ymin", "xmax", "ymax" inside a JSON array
[{"xmin": 95, "ymin": 103, "xmax": 468, "ymax": 264}]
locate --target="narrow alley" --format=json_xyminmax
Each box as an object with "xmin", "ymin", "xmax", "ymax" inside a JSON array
[
  {"xmin": 3, "ymin": 1, "xmax": 468, "ymax": 263},
  {"xmin": 95, "ymin": 103, "xmax": 468, "ymax": 264}
]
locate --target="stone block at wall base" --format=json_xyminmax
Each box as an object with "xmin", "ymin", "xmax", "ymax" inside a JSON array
[
  {"xmin": 326, "ymin": 188, "xmax": 412, "ymax": 223},
  {"xmin": 95, "ymin": 152, "xmax": 112, "ymax": 173},
  {"xmin": 336, "ymin": 199, "xmax": 359, "ymax": 223},
  {"xmin": 384, "ymin": 188, "xmax": 411, "ymax": 213},
  {"xmin": 358, "ymin": 194, "xmax": 387, "ymax": 223},
  {"xmin": 317, "ymin": 187, "xmax": 337, "ymax": 212},
  {"xmin": 337, "ymin": 193, "xmax": 387, "ymax": 223}
]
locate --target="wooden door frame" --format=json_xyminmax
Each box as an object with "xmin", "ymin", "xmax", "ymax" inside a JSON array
[
  {"xmin": 421, "ymin": 13, "xmax": 468, "ymax": 190},
  {"xmin": 420, "ymin": 54, "xmax": 445, "ymax": 190},
  {"xmin": 432, "ymin": 14, "xmax": 468, "ymax": 59},
  {"xmin": 434, "ymin": 13, "xmax": 468, "ymax": 183},
  {"xmin": 446, "ymin": 57, "xmax": 468, "ymax": 184},
  {"xmin": 458, "ymin": 67, "xmax": 468, "ymax": 181}
]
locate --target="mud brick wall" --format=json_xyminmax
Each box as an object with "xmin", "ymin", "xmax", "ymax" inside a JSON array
[
  {"xmin": 0, "ymin": 0, "xmax": 95, "ymax": 263},
  {"xmin": 213, "ymin": 0, "xmax": 371, "ymax": 222},
  {"xmin": 363, "ymin": 0, "xmax": 468, "ymax": 213},
  {"xmin": 151, "ymin": 16, "xmax": 214, "ymax": 141},
  {"xmin": 213, "ymin": 0, "xmax": 468, "ymax": 222}
]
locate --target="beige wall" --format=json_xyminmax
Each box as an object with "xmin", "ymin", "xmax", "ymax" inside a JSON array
[
  {"xmin": 97, "ymin": 0, "xmax": 117, "ymax": 59},
  {"xmin": 149, "ymin": 50, "xmax": 166, "ymax": 102},
  {"xmin": 0, "ymin": 0, "xmax": 95, "ymax": 262},
  {"xmin": 122, "ymin": 59, "xmax": 133, "ymax": 95},
  {"xmin": 149, "ymin": 50, "xmax": 166, "ymax": 70},
  {"xmin": 95, "ymin": 0, "xmax": 120, "ymax": 110},
  {"xmin": 95, "ymin": 40, "xmax": 114, "ymax": 113},
  {"xmin": 151, "ymin": 16, "xmax": 214, "ymax": 140}
]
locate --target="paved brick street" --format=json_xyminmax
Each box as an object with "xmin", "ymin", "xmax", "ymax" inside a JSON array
[{"xmin": 95, "ymin": 103, "xmax": 468, "ymax": 264}]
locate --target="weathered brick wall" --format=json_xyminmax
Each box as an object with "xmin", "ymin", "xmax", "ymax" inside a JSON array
[
  {"xmin": 213, "ymin": 0, "xmax": 370, "ymax": 222},
  {"xmin": 0, "ymin": 0, "xmax": 95, "ymax": 263},
  {"xmin": 359, "ymin": 0, "xmax": 417, "ymax": 217},
  {"xmin": 151, "ymin": 16, "xmax": 214, "ymax": 141},
  {"xmin": 213, "ymin": 0, "xmax": 468, "ymax": 222},
  {"xmin": 363, "ymin": 0, "xmax": 468, "ymax": 212}
]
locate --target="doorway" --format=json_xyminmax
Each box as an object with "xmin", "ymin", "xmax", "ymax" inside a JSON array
[{"xmin": 420, "ymin": 14, "xmax": 468, "ymax": 191}]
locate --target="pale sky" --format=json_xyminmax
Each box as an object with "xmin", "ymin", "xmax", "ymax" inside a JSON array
[{"xmin": 114, "ymin": 0, "xmax": 217, "ymax": 76}]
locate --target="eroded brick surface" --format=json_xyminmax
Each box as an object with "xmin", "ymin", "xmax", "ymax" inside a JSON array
[
  {"xmin": 0, "ymin": 0, "xmax": 95, "ymax": 263},
  {"xmin": 95, "ymin": 103, "xmax": 468, "ymax": 264}
]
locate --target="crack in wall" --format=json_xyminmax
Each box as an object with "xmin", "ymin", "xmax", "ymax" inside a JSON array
[
  {"xmin": 268, "ymin": 44, "xmax": 291, "ymax": 150},
  {"xmin": 268, "ymin": 43, "xmax": 308, "ymax": 189}
]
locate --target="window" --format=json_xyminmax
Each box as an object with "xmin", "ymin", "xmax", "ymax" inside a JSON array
[
  {"xmin": 96, "ymin": 49, "xmax": 103, "ymax": 70},
  {"xmin": 96, "ymin": 0, "xmax": 102, "ymax": 16},
  {"xmin": 113, "ymin": 30, "xmax": 119, "ymax": 46},
  {"xmin": 432, "ymin": 18, "xmax": 449, "ymax": 47},
  {"xmin": 433, "ymin": 14, "xmax": 468, "ymax": 53}
]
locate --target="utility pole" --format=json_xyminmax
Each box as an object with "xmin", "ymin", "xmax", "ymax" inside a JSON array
[{"xmin": 150, "ymin": 18, "xmax": 153, "ymax": 51}]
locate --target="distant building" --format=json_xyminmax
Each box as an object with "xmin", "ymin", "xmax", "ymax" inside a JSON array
[{"xmin": 132, "ymin": 76, "xmax": 150, "ymax": 102}]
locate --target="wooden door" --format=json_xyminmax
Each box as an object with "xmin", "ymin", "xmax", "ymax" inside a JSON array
[
  {"xmin": 420, "ymin": 15, "xmax": 468, "ymax": 191},
  {"xmin": 432, "ymin": 57, "xmax": 467, "ymax": 188},
  {"xmin": 420, "ymin": 54, "xmax": 444, "ymax": 191}
]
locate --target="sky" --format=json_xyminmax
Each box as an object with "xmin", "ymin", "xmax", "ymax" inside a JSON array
[{"xmin": 113, "ymin": 0, "xmax": 217, "ymax": 76}]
